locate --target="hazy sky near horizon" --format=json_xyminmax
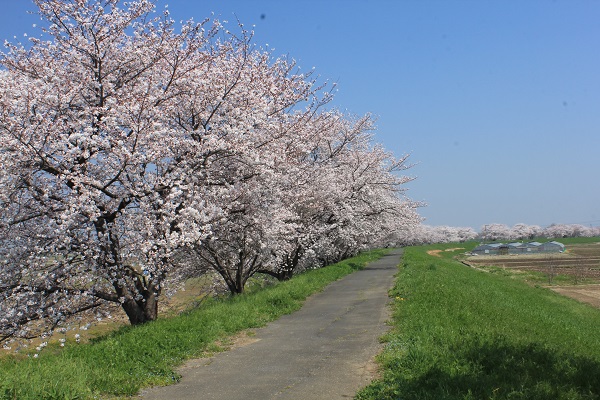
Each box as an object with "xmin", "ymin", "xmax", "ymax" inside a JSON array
[{"xmin": 1, "ymin": 1, "xmax": 598, "ymax": 230}]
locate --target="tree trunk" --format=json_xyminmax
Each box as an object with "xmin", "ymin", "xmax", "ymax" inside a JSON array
[
  {"xmin": 257, "ymin": 268, "xmax": 294, "ymax": 281},
  {"xmin": 121, "ymin": 290, "xmax": 158, "ymax": 325},
  {"xmin": 257, "ymin": 245, "xmax": 302, "ymax": 281},
  {"xmin": 121, "ymin": 298, "xmax": 148, "ymax": 325}
]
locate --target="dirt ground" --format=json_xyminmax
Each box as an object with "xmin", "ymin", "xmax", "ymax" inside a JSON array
[
  {"xmin": 550, "ymin": 285, "xmax": 600, "ymax": 309},
  {"xmin": 427, "ymin": 248, "xmax": 464, "ymax": 257}
]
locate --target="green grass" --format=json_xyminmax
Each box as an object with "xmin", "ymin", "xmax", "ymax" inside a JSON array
[
  {"xmin": 480, "ymin": 264, "xmax": 577, "ymax": 286},
  {"xmin": 357, "ymin": 244, "xmax": 600, "ymax": 400},
  {"xmin": 0, "ymin": 249, "xmax": 389, "ymax": 400},
  {"xmin": 548, "ymin": 236, "xmax": 600, "ymax": 245}
]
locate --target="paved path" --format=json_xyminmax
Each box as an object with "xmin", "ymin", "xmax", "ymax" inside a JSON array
[{"xmin": 140, "ymin": 250, "xmax": 402, "ymax": 400}]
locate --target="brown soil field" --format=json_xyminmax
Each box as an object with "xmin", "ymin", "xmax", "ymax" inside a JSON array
[
  {"xmin": 550, "ymin": 285, "xmax": 600, "ymax": 309},
  {"xmin": 464, "ymin": 242, "xmax": 600, "ymax": 309}
]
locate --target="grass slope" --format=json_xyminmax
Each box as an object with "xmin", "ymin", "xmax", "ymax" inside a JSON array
[
  {"xmin": 0, "ymin": 249, "xmax": 389, "ymax": 400},
  {"xmin": 357, "ymin": 243, "xmax": 600, "ymax": 400}
]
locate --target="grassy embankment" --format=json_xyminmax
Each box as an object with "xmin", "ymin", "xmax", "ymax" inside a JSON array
[
  {"xmin": 357, "ymin": 241, "xmax": 600, "ymax": 400},
  {"xmin": 554, "ymin": 236, "xmax": 600, "ymax": 245},
  {"xmin": 0, "ymin": 249, "xmax": 389, "ymax": 400}
]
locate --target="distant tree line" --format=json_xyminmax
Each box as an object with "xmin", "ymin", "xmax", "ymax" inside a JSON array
[
  {"xmin": 478, "ymin": 223, "xmax": 600, "ymax": 242},
  {"xmin": 397, "ymin": 223, "xmax": 600, "ymax": 246}
]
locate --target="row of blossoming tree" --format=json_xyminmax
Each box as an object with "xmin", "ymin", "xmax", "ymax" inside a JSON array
[
  {"xmin": 479, "ymin": 223, "xmax": 600, "ymax": 242},
  {"xmin": 397, "ymin": 223, "xmax": 600, "ymax": 246},
  {"xmin": 398, "ymin": 225, "xmax": 478, "ymax": 245},
  {"xmin": 0, "ymin": 0, "xmax": 420, "ymax": 344}
]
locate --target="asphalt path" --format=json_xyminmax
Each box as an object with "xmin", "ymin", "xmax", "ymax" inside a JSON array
[{"xmin": 140, "ymin": 249, "xmax": 402, "ymax": 400}]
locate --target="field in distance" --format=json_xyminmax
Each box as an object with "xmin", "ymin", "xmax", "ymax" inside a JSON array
[{"xmin": 464, "ymin": 240, "xmax": 600, "ymax": 308}]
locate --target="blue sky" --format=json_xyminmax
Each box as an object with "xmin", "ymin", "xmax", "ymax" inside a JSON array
[{"xmin": 1, "ymin": 1, "xmax": 599, "ymax": 230}]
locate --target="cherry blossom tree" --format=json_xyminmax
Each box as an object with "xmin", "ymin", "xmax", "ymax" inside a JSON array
[
  {"xmin": 0, "ymin": 0, "xmax": 230, "ymax": 340},
  {"xmin": 278, "ymin": 114, "xmax": 420, "ymax": 270},
  {"xmin": 542, "ymin": 224, "xmax": 599, "ymax": 238},
  {"xmin": 479, "ymin": 223, "xmax": 511, "ymax": 242},
  {"xmin": 509, "ymin": 223, "xmax": 542, "ymax": 240},
  {"xmin": 317, "ymin": 138, "xmax": 418, "ymax": 262},
  {"xmin": 399, "ymin": 224, "xmax": 477, "ymax": 245},
  {"xmin": 187, "ymin": 173, "xmax": 295, "ymax": 294}
]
